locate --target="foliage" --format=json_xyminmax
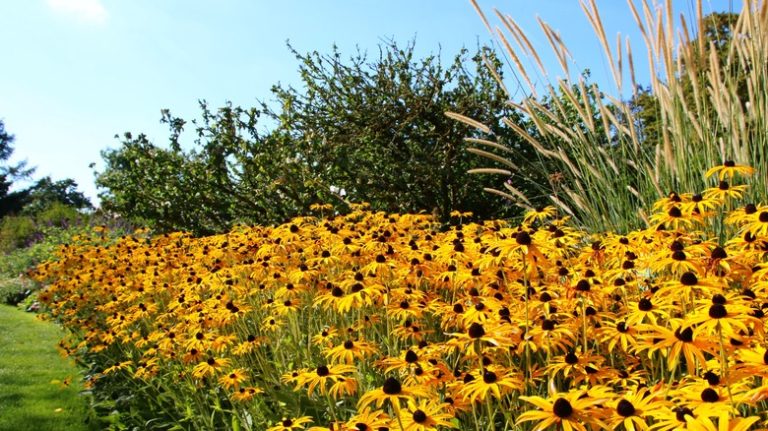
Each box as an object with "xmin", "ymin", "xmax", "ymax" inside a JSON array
[
  {"xmin": 23, "ymin": 177, "xmax": 93, "ymax": 215},
  {"xmin": 0, "ymin": 119, "xmax": 34, "ymax": 218},
  {"xmin": 0, "ymin": 215, "xmax": 37, "ymax": 253},
  {"xmin": 33, "ymin": 165, "xmax": 768, "ymax": 430},
  {"xmin": 468, "ymin": 0, "xmax": 768, "ymax": 233},
  {"xmin": 0, "ymin": 216, "xmax": 127, "ymax": 305},
  {"xmin": 1, "ymin": 120, "xmax": 92, "ymax": 220},
  {"xmin": 0, "ymin": 276, "xmax": 35, "ymax": 306},
  {"xmin": 96, "ymin": 42, "xmax": 549, "ymax": 235}
]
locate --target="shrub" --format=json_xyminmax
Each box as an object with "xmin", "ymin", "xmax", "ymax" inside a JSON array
[
  {"xmin": 0, "ymin": 215, "xmax": 36, "ymax": 253},
  {"xmin": 0, "ymin": 276, "xmax": 34, "ymax": 306}
]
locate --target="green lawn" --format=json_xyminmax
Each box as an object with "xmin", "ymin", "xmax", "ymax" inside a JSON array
[{"xmin": 0, "ymin": 305, "xmax": 89, "ymax": 431}]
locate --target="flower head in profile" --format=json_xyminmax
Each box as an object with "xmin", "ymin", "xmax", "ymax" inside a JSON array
[
  {"xmin": 705, "ymin": 161, "xmax": 754, "ymax": 181},
  {"xmin": 357, "ymin": 377, "xmax": 430, "ymax": 410}
]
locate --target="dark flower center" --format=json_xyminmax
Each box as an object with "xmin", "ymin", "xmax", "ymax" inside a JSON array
[
  {"xmin": 552, "ymin": 398, "xmax": 574, "ymax": 418},
  {"xmin": 680, "ymin": 272, "xmax": 698, "ymax": 286},
  {"xmin": 316, "ymin": 365, "xmax": 330, "ymax": 377},
  {"xmin": 344, "ymin": 340, "xmax": 355, "ymax": 349},
  {"xmin": 724, "ymin": 160, "xmax": 735, "ymax": 167},
  {"xmin": 668, "ymin": 206, "xmax": 682, "ymax": 217},
  {"xmin": 719, "ymin": 181, "xmax": 729, "ymax": 190},
  {"xmin": 542, "ymin": 319, "xmax": 556, "ymax": 331},
  {"xmin": 404, "ymin": 350, "xmax": 418, "ymax": 363},
  {"xmin": 711, "ymin": 247, "xmax": 727, "ymax": 259},
  {"xmin": 703, "ymin": 371, "xmax": 720, "ymax": 386},
  {"xmin": 575, "ymin": 280, "xmax": 591, "ymax": 292},
  {"xmin": 670, "ymin": 241, "xmax": 685, "ymax": 251},
  {"xmin": 672, "ymin": 250, "xmax": 686, "ymax": 261},
  {"xmin": 745, "ymin": 203, "xmax": 757, "ymax": 214},
  {"xmin": 516, "ymin": 231, "xmax": 532, "ymax": 246},
  {"xmin": 638, "ymin": 298, "xmax": 653, "ymax": 311},
  {"xmin": 701, "ymin": 388, "xmax": 720, "ymax": 402},
  {"xmin": 617, "ymin": 321, "xmax": 629, "ymax": 333},
  {"xmin": 382, "ymin": 377, "xmax": 402, "ymax": 395},
  {"xmin": 712, "ymin": 294, "xmax": 727, "ymax": 305},
  {"xmin": 675, "ymin": 327, "xmax": 694, "ymax": 342},
  {"xmin": 616, "ymin": 399, "xmax": 636, "ymax": 417},
  {"xmin": 282, "ymin": 419, "xmax": 293, "ymax": 426},
  {"xmin": 675, "ymin": 407, "xmax": 694, "ymax": 422},
  {"xmin": 709, "ymin": 304, "xmax": 727, "ymax": 319},
  {"xmin": 468, "ymin": 323, "xmax": 485, "ymax": 339},
  {"xmin": 332, "ymin": 287, "xmax": 344, "ymax": 297},
  {"xmin": 453, "ymin": 303, "xmax": 464, "ymax": 313},
  {"xmin": 412, "ymin": 409, "xmax": 427, "ymax": 423},
  {"xmin": 565, "ymin": 352, "xmax": 578, "ymax": 364},
  {"xmin": 483, "ymin": 370, "xmax": 498, "ymax": 384}
]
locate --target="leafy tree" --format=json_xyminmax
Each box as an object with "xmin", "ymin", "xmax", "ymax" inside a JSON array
[
  {"xmin": 0, "ymin": 120, "xmax": 34, "ymax": 218},
  {"xmin": 22, "ymin": 177, "xmax": 92, "ymax": 215},
  {"xmin": 96, "ymin": 42, "xmax": 548, "ymax": 234}
]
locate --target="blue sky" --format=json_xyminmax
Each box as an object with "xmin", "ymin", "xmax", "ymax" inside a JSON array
[{"xmin": 0, "ymin": 0, "xmax": 740, "ymax": 204}]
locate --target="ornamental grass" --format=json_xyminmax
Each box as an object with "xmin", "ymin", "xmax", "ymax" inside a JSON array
[
  {"xmin": 32, "ymin": 167, "xmax": 768, "ymax": 430},
  {"xmin": 463, "ymin": 0, "xmax": 768, "ymax": 234}
]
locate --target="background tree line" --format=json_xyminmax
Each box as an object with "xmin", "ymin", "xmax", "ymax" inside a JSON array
[
  {"xmin": 96, "ymin": 42, "xmax": 553, "ymax": 235},
  {"xmin": 96, "ymin": 11, "xmax": 740, "ymax": 236}
]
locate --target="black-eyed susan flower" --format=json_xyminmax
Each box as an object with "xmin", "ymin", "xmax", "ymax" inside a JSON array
[
  {"xmin": 398, "ymin": 399, "xmax": 456, "ymax": 431},
  {"xmin": 324, "ymin": 339, "xmax": 378, "ymax": 364},
  {"xmin": 192, "ymin": 356, "xmax": 232, "ymax": 379},
  {"xmin": 293, "ymin": 364, "xmax": 358, "ymax": 398},
  {"xmin": 357, "ymin": 377, "xmax": 430, "ymax": 410},
  {"xmin": 344, "ymin": 407, "xmax": 392, "ymax": 431},
  {"xmin": 605, "ymin": 387, "xmax": 662, "ymax": 431},
  {"xmin": 218, "ymin": 368, "xmax": 248, "ymax": 390},
  {"xmin": 705, "ymin": 161, "xmax": 754, "ymax": 181},
  {"xmin": 704, "ymin": 181, "xmax": 748, "ymax": 202},
  {"xmin": 230, "ymin": 386, "xmax": 264, "ymax": 402},
  {"xmin": 517, "ymin": 390, "xmax": 608, "ymax": 431},
  {"xmin": 266, "ymin": 416, "xmax": 313, "ymax": 431},
  {"xmin": 458, "ymin": 365, "xmax": 522, "ymax": 403}
]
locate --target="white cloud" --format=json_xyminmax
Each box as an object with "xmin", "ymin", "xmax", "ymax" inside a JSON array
[{"xmin": 47, "ymin": 0, "xmax": 108, "ymax": 25}]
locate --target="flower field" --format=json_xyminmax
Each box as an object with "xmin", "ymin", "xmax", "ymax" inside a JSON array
[{"xmin": 33, "ymin": 165, "xmax": 768, "ymax": 430}]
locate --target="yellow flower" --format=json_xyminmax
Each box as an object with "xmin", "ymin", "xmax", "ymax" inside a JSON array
[
  {"xmin": 218, "ymin": 368, "xmax": 248, "ymax": 390},
  {"xmin": 192, "ymin": 357, "xmax": 231, "ymax": 379},
  {"xmin": 266, "ymin": 416, "xmax": 313, "ymax": 431},
  {"xmin": 705, "ymin": 161, "xmax": 754, "ymax": 181},
  {"xmin": 517, "ymin": 390, "xmax": 608, "ymax": 431},
  {"xmin": 357, "ymin": 377, "xmax": 430, "ymax": 410},
  {"xmin": 399, "ymin": 399, "xmax": 456, "ymax": 431}
]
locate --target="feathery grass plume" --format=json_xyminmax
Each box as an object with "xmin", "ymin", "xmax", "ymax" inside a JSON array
[{"xmin": 465, "ymin": 0, "xmax": 768, "ymax": 234}]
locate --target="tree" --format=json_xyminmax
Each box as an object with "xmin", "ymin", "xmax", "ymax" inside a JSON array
[
  {"xmin": 96, "ymin": 42, "xmax": 549, "ymax": 234},
  {"xmin": 0, "ymin": 120, "xmax": 34, "ymax": 218},
  {"xmin": 22, "ymin": 177, "xmax": 92, "ymax": 215}
]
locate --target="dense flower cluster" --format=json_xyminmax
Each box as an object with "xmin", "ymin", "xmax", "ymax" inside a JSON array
[{"xmin": 33, "ymin": 165, "xmax": 768, "ymax": 430}]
